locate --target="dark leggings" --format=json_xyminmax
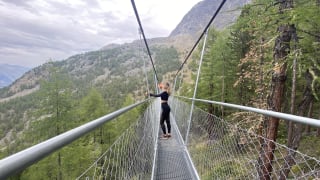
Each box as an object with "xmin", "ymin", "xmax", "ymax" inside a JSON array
[{"xmin": 160, "ymin": 103, "xmax": 171, "ymax": 134}]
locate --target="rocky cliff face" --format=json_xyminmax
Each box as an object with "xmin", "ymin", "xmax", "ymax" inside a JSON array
[{"xmin": 170, "ymin": 0, "xmax": 251, "ymax": 37}]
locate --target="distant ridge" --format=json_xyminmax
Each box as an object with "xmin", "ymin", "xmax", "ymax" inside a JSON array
[{"xmin": 0, "ymin": 64, "xmax": 30, "ymax": 88}]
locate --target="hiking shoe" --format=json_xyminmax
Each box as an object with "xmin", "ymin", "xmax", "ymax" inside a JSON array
[{"xmin": 160, "ymin": 134, "xmax": 168, "ymax": 139}]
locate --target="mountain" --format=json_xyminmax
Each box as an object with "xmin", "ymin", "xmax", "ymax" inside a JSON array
[
  {"xmin": 0, "ymin": 0, "xmax": 251, "ymax": 101},
  {"xmin": 0, "ymin": 0, "xmax": 253, "ymax": 178},
  {"xmin": 170, "ymin": 0, "xmax": 251, "ymax": 37},
  {"xmin": 0, "ymin": 0, "xmax": 250, "ymax": 165},
  {"xmin": 0, "ymin": 0, "xmax": 251, "ymax": 146},
  {"xmin": 0, "ymin": 64, "xmax": 30, "ymax": 88}
]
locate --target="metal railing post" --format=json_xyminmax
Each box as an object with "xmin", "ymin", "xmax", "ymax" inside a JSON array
[
  {"xmin": 185, "ymin": 30, "xmax": 209, "ymax": 145},
  {"xmin": 173, "ymin": 75, "xmax": 178, "ymax": 96},
  {"xmin": 173, "ymin": 75, "xmax": 179, "ymax": 117}
]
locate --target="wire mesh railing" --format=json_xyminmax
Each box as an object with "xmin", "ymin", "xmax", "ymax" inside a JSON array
[
  {"xmin": 171, "ymin": 97, "xmax": 320, "ymax": 179},
  {"xmin": 77, "ymin": 99, "xmax": 160, "ymax": 179},
  {"xmin": 0, "ymin": 99, "xmax": 150, "ymax": 179}
]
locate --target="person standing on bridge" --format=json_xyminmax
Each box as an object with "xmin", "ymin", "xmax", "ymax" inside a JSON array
[{"xmin": 149, "ymin": 82, "xmax": 171, "ymax": 139}]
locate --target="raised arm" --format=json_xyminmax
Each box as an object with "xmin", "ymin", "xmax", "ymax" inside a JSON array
[{"xmin": 149, "ymin": 92, "xmax": 164, "ymax": 97}]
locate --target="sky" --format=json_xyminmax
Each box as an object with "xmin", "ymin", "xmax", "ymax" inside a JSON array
[{"xmin": 0, "ymin": 0, "xmax": 202, "ymax": 68}]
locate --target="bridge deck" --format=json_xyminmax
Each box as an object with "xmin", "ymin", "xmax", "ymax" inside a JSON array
[{"xmin": 155, "ymin": 115, "xmax": 195, "ymax": 180}]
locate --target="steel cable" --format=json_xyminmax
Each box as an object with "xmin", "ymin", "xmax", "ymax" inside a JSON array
[{"xmin": 131, "ymin": 0, "xmax": 159, "ymax": 83}]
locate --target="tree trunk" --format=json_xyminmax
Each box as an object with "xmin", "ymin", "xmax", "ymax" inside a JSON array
[
  {"xmin": 257, "ymin": 38, "xmax": 267, "ymax": 174},
  {"xmin": 260, "ymin": 67, "xmax": 286, "ymax": 179},
  {"xmin": 259, "ymin": 37, "xmax": 265, "ymax": 107},
  {"xmin": 287, "ymin": 41, "xmax": 298, "ymax": 147},
  {"xmin": 208, "ymin": 82, "xmax": 214, "ymax": 114},
  {"xmin": 239, "ymin": 64, "xmax": 245, "ymax": 105},
  {"xmin": 259, "ymin": 1, "xmax": 294, "ymax": 179},
  {"xmin": 100, "ymin": 127, "xmax": 104, "ymax": 144},
  {"xmin": 221, "ymin": 54, "xmax": 225, "ymax": 119},
  {"xmin": 304, "ymin": 101, "xmax": 313, "ymax": 134},
  {"xmin": 58, "ymin": 152, "xmax": 62, "ymax": 180},
  {"xmin": 207, "ymin": 82, "xmax": 215, "ymax": 139},
  {"xmin": 280, "ymin": 2, "xmax": 320, "ymax": 176},
  {"xmin": 56, "ymin": 90, "xmax": 62, "ymax": 180},
  {"xmin": 279, "ymin": 70, "xmax": 314, "ymax": 180},
  {"xmin": 278, "ymin": 0, "xmax": 293, "ymax": 12},
  {"xmin": 258, "ymin": 37, "xmax": 266, "ymax": 143},
  {"xmin": 316, "ymin": 0, "xmax": 320, "ymax": 136}
]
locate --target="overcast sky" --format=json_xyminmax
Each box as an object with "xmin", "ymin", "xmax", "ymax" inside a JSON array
[{"xmin": 0, "ymin": 0, "xmax": 202, "ymax": 68}]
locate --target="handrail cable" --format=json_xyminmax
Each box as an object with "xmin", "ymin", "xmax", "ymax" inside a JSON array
[
  {"xmin": 151, "ymin": 99, "xmax": 161, "ymax": 180},
  {"xmin": 0, "ymin": 99, "xmax": 150, "ymax": 180},
  {"xmin": 175, "ymin": 0, "xmax": 227, "ymax": 77},
  {"xmin": 131, "ymin": 0, "xmax": 159, "ymax": 82},
  {"xmin": 170, "ymin": 113, "xmax": 200, "ymax": 180},
  {"xmin": 175, "ymin": 96, "xmax": 320, "ymax": 127},
  {"xmin": 139, "ymin": 28, "xmax": 150, "ymax": 96}
]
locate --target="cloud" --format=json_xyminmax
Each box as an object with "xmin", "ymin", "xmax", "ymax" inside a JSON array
[
  {"xmin": 2, "ymin": 0, "xmax": 33, "ymax": 10},
  {"xmin": 0, "ymin": 0, "xmax": 201, "ymax": 67}
]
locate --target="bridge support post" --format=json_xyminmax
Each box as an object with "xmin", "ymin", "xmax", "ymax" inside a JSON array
[
  {"xmin": 173, "ymin": 75, "xmax": 179, "ymax": 117},
  {"xmin": 185, "ymin": 29, "xmax": 208, "ymax": 145}
]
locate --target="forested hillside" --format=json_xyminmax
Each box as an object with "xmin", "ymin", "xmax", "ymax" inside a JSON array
[
  {"xmin": 0, "ymin": 0, "xmax": 252, "ymax": 178},
  {"xmin": 179, "ymin": 0, "xmax": 320, "ymax": 170},
  {"xmin": 0, "ymin": 43, "xmax": 180, "ymax": 179},
  {"xmin": 1, "ymin": 0, "xmax": 319, "ymax": 179}
]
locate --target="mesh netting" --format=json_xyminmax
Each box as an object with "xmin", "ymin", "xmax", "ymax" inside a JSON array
[
  {"xmin": 171, "ymin": 97, "xmax": 320, "ymax": 179},
  {"xmin": 78, "ymin": 97, "xmax": 320, "ymax": 179},
  {"xmin": 77, "ymin": 99, "xmax": 160, "ymax": 179}
]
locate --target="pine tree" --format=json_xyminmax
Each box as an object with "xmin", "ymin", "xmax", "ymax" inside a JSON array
[
  {"xmin": 79, "ymin": 88, "xmax": 107, "ymax": 144},
  {"xmin": 38, "ymin": 64, "xmax": 73, "ymax": 180}
]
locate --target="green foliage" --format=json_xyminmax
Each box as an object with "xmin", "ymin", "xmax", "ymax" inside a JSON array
[
  {"xmin": 1, "ymin": 0, "xmax": 320, "ymax": 178},
  {"xmin": 14, "ymin": 85, "xmax": 140, "ymax": 179},
  {"xmin": 189, "ymin": 0, "xmax": 319, "ymax": 112},
  {"xmin": 79, "ymin": 88, "xmax": 107, "ymax": 120},
  {"xmin": 153, "ymin": 46, "xmax": 180, "ymax": 81},
  {"xmin": 181, "ymin": 0, "xmax": 320, "ymax": 159},
  {"xmin": 186, "ymin": 27, "xmax": 251, "ymax": 114},
  {"xmin": 0, "ymin": 93, "xmax": 40, "ymax": 153},
  {"xmin": 0, "ymin": 22, "xmax": 181, "ymax": 179},
  {"xmin": 190, "ymin": 134, "xmax": 250, "ymax": 180}
]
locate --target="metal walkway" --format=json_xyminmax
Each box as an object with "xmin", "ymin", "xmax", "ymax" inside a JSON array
[{"xmin": 154, "ymin": 115, "xmax": 196, "ymax": 180}]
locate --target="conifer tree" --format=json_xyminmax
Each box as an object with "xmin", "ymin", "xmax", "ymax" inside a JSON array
[
  {"xmin": 39, "ymin": 64, "xmax": 73, "ymax": 180},
  {"xmin": 259, "ymin": 0, "xmax": 294, "ymax": 179}
]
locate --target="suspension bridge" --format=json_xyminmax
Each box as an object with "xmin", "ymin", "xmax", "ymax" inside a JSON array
[
  {"xmin": 1, "ymin": 97, "xmax": 319, "ymax": 179},
  {"xmin": 1, "ymin": 0, "xmax": 320, "ymax": 179}
]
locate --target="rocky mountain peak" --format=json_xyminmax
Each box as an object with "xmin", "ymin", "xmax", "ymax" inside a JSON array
[{"xmin": 170, "ymin": 0, "xmax": 251, "ymax": 37}]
